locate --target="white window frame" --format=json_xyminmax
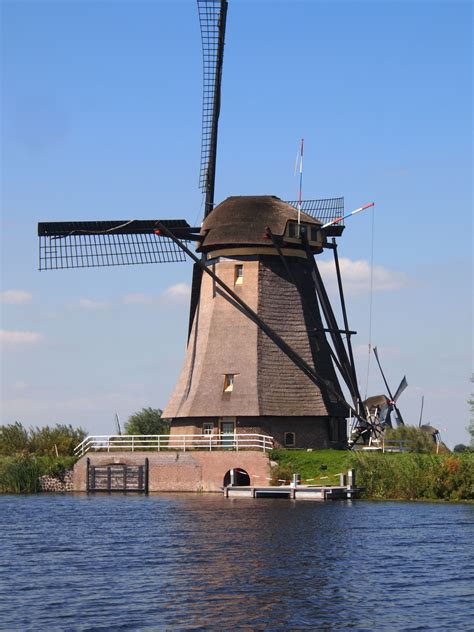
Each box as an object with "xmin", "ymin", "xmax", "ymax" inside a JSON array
[{"xmin": 203, "ymin": 422, "xmax": 214, "ymax": 435}]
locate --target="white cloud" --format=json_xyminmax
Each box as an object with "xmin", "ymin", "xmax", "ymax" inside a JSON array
[
  {"xmin": 0, "ymin": 330, "xmax": 43, "ymax": 345},
  {"xmin": 319, "ymin": 257, "xmax": 412, "ymax": 296},
  {"xmin": 160, "ymin": 283, "xmax": 190, "ymax": 303},
  {"xmin": 77, "ymin": 298, "xmax": 110, "ymax": 310},
  {"xmin": 122, "ymin": 293, "xmax": 155, "ymax": 305},
  {"xmin": 0, "ymin": 290, "xmax": 33, "ymax": 305}
]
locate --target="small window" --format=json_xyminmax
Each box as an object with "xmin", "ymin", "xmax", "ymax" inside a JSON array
[
  {"xmin": 288, "ymin": 222, "xmax": 298, "ymax": 238},
  {"xmin": 284, "ymin": 432, "xmax": 295, "ymax": 447},
  {"xmin": 234, "ymin": 264, "xmax": 243, "ymax": 285},
  {"xmin": 223, "ymin": 374, "xmax": 235, "ymax": 392},
  {"xmin": 203, "ymin": 422, "xmax": 214, "ymax": 435},
  {"xmin": 310, "ymin": 226, "xmax": 319, "ymax": 242}
]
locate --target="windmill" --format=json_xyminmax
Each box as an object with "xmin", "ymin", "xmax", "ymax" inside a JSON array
[
  {"xmin": 37, "ymin": 0, "xmax": 377, "ymax": 449},
  {"xmin": 365, "ymin": 346, "xmax": 408, "ymax": 428}
]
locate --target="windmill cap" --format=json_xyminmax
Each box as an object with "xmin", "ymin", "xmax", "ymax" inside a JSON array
[{"xmin": 198, "ymin": 195, "xmax": 321, "ymax": 251}]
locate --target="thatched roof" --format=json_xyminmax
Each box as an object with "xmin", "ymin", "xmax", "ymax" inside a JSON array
[{"xmin": 198, "ymin": 195, "xmax": 320, "ymax": 251}]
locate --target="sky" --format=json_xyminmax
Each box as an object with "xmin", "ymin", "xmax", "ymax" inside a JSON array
[{"xmin": 1, "ymin": 0, "xmax": 472, "ymax": 448}]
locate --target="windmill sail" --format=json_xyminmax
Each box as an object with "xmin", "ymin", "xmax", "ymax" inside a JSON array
[
  {"xmin": 38, "ymin": 219, "xmax": 197, "ymax": 270},
  {"xmin": 373, "ymin": 347, "xmax": 406, "ymax": 426},
  {"xmin": 198, "ymin": 0, "xmax": 228, "ymax": 217},
  {"xmin": 285, "ymin": 197, "xmax": 344, "ymax": 224},
  {"xmin": 393, "ymin": 376, "xmax": 408, "ymax": 403}
]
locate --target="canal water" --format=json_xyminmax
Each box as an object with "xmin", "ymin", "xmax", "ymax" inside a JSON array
[{"xmin": 0, "ymin": 495, "xmax": 473, "ymax": 631}]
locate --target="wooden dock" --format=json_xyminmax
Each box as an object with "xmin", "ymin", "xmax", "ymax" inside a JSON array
[{"xmin": 224, "ymin": 484, "xmax": 362, "ymax": 501}]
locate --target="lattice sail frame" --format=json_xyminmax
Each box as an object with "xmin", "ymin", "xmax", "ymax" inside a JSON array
[
  {"xmin": 198, "ymin": 0, "xmax": 227, "ymax": 198},
  {"xmin": 285, "ymin": 197, "xmax": 345, "ymax": 225},
  {"xmin": 38, "ymin": 220, "xmax": 191, "ymax": 270}
]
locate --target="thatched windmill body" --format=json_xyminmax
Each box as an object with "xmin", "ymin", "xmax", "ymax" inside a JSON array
[
  {"xmin": 38, "ymin": 0, "xmax": 375, "ymax": 448},
  {"xmin": 163, "ymin": 195, "xmax": 349, "ymax": 447}
]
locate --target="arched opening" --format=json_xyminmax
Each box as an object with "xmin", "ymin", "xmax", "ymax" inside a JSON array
[{"xmin": 223, "ymin": 468, "xmax": 250, "ymax": 487}]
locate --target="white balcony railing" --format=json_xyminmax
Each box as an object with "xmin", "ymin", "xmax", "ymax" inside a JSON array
[{"xmin": 74, "ymin": 433, "xmax": 274, "ymax": 457}]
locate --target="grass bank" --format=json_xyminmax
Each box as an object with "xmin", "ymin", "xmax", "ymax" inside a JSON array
[
  {"xmin": 269, "ymin": 449, "xmax": 350, "ymax": 484},
  {"xmin": 270, "ymin": 449, "xmax": 474, "ymax": 501},
  {"xmin": 0, "ymin": 455, "xmax": 78, "ymax": 494}
]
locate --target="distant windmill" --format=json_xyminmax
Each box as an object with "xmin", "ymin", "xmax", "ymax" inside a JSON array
[
  {"xmin": 417, "ymin": 396, "xmax": 443, "ymax": 451},
  {"xmin": 362, "ymin": 347, "xmax": 408, "ymax": 434},
  {"xmin": 37, "ymin": 0, "xmax": 379, "ymax": 448}
]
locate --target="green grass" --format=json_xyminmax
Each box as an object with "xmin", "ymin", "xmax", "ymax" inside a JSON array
[
  {"xmin": 269, "ymin": 449, "xmax": 474, "ymax": 501},
  {"xmin": 269, "ymin": 449, "xmax": 350, "ymax": 484}
]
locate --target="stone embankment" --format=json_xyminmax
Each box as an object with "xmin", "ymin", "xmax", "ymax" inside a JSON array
[{"xmin": 39, "ymin": 470, "xmax": 74, "ymax": 492}]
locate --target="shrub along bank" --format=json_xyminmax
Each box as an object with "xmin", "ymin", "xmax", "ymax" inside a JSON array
[
  {"xmin": 0, "ymin": 455, "xmax": 77, "ymax": 494},
  {"xmin": 350, "ymin": 452, "xmax": 474, "ymax": 502},
  {"xmin": 270, "ymin": 449, "xmax": 474, "ymax": 502},
  {"xmin": 0, "ymin": 422, "xmax": 85, "ymax": 493}
]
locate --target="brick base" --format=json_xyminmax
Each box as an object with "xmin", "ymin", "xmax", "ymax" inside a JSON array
[{"xmin": 73, "ymin": 451, "xmax": 271, "ymax": 493}]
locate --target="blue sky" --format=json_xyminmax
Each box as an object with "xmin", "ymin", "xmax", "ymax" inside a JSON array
[{"xmin": 1, "ymin": 0, "xmax": 472, "ymax": 447}]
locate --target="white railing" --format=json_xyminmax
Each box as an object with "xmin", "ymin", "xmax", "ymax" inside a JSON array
[
  {"xmin": 74, "ymin": 433, "xmax": 274, "ymax": 456},
  {"xmin": 362, "ymin": 438, "xmax": 412, "ymax": 453}
]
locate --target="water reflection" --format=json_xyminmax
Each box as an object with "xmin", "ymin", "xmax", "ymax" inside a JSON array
[{"xmin": 0, "ymin": 494, "xmax": 473, "ymax": 630}]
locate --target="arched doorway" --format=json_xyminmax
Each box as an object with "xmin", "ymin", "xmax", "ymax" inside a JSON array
[{"xmin": 223, "ymin": 468, "xmax": 250, "ymax": 487}]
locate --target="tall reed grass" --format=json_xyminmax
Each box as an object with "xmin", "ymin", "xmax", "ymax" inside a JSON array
[
  {"xmin": 349, "ymin": 452, "xmax": 474, "ymax": 501},
  {"xmin": 0, "ymin": 455, "xmax": 78, "ymax": 494}
]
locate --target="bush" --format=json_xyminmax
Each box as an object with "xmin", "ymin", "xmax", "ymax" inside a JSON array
[
  {"xmin": 454, "ymin": 444, "xmax": 472, "ymax": 453},
  {"xmin": 384, "ymin": 425, "xmax": 442, "ymax": 453},
  {"xmin": 0, "ymin": 455, "xmax": 79, "ymax": 493},
  {"xmin": 28, "ymin": 425, "xmax": 86, "ymax": 456},
  {"xmin": 0, "ymin": 422, "xmax": 86, "ymax": 457},
  {"xmin": 349, "ymin": 452, "xmax": 474, "ymax": 501}
]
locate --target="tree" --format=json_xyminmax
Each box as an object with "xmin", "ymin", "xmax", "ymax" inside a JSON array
[
  {"xmin": 125, "ymin": 408, "xmax": 170, "ymax": 435},
  {"xmin": 453, "ymin": 444, "xmax": 469, "ymax": 453}
]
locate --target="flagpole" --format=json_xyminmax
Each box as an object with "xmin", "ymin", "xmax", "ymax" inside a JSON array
[{"xmin": 297, "ymin": 138, "xmax": 304, "ymax": 230}]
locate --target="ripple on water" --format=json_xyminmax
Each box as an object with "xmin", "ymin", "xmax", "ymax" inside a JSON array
[{"xmin": 0, "ymin": 495, "xmax": 473, "ymax": 631}]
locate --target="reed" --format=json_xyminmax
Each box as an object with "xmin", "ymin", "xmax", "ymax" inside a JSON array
[
  {"xmin": 269, "ymin": 450, "xmax": 474, "ymax": 501},
  {"xmin": 0, "ymin": 456, "xmax": 41, "ymax": 494},
  {"xmin": 0, "ymin": 455, "xmax": 78, "ymax": 494},
  {"xmin": 349, "ymin": 452, "xmax": 474, "ymax": 501}
]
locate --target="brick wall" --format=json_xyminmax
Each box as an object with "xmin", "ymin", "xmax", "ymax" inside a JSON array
[{"xmin": 73, "ymin": 451, "xmax": 270, "ymax": 492}]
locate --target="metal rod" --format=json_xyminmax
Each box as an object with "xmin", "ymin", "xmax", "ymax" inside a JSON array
[
  {"xmin": 301, "ymin": 232, "xmax": 359, "ymax": 405},
  {"xmin": 332, "ymin": 237, "xmax": 362, "ymax": 405}
]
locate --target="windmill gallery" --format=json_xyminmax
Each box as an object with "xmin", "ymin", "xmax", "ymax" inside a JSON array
[{"xmin": 37, "ymin": 0, "xmax": 416, "ymax": 493}]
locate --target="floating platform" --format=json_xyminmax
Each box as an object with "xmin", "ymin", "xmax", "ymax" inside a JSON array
[{"xmin": 224, "ymin": 484, "xmax": 362, "ymax": 501}]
